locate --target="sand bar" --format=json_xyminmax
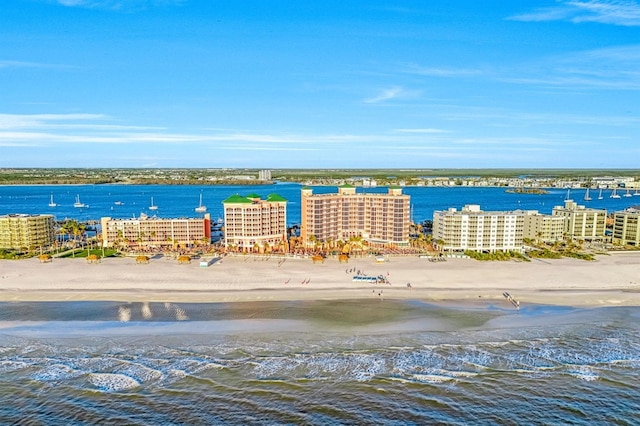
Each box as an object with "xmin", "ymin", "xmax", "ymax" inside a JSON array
[{"xmin": 1, "ymin": 252, "xmax": 640, "ymax": 307}]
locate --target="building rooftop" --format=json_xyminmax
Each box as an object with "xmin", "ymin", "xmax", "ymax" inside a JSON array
[{"xmin": 222, "ymin": 193, "xmax": 287, "ymax": 204}]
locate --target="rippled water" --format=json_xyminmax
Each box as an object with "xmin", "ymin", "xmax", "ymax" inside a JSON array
[{"xmin": 1, "ymin": 301, "xmax": 639, "ymax": 425}]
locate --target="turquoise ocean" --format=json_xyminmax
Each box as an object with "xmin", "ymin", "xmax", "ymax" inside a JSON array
[{"xmin": 1, "ymin": 184, "xmax": 639, "ymax": 424}]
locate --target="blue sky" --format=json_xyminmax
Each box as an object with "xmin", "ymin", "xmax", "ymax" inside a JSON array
[{"xmin": 1, "ymin": 0, "xmax": 639, "ymax": 168}]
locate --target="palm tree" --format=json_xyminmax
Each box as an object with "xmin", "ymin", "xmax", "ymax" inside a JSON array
[
  {"xmin": 308, "ymin": 234, "xmax": 317, "ymax": 250},
  {"xmin": 60, "ymin": 219, "xmax": 84, "ymax": 257}
]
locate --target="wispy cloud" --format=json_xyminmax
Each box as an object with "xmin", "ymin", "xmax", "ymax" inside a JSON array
[
  {"xmin": 393, "ymin": 128, "xmax": 450, "ymax": 134},
  {"xmin": 0, "ymin": 113, "xmax": 371, "ymax": 147},
  {"xmin": 2, "ymin": 112, "xmax": 635, "ymax": 168},
  {"xmin": 501, "ymin": 44, "xmax": 640, "ymax": 90},
  {"xmin": 509, "ymin": 0, "xmax": 640, "ymax": 26},
  {"xmin": 363, "ymin": 86, "xmax": 423, "ymax": 104},
  {"xmin": 0, "ymin": 113, "xmax": 108, "ymax": 129},
  {"xmin": 403, "ymin": 64, "xmax": 485, "ymax": 77},
  {"xmin": 0, "ymin": 60, "xmax": 74, "ymax": 70},
  {"xmin": 56, "ymin": 0, "xmax": 184, "ymax": 12},
  {"xmin": 436, "ymin": 107, "xmax": 640, "ymax": 127}
]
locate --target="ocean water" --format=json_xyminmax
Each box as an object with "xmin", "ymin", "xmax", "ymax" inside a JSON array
[
  {"xmin": 1, "ymin": 300, "xmax": 639, "ymax": 425},
  {"xmin": 1, "ymin": 185, "xmax": 640, "ymax": 424},
  {"xmin": 1, "ymin": 183, "xmax": 638, "ymax": 225}
]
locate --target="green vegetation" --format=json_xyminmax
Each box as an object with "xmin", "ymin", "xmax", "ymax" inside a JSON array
[
  {"xmin": 0, "ymin": 168, "xmax": 638, "ymax": 186},
  {"xmin": 562, "ymin": 251, "xmax": 595, "ymax": 261},
  {"xmin": 525, "ymin": 249, "xmax": 563, "ymax": 259},
  {"xmin": 0, "ymin": 249, "xmax": 30, "ymax": 260},
  {"xmin": 57, "ymin": 248, "xmax": 118, "ymax": 259},
  {"xmin": 523, "ymin": 238, "xmax": 596, "ymax": 261},
  {"xmin": 464, "ymin": 250, "xmax": 530, "ymax": 261}
]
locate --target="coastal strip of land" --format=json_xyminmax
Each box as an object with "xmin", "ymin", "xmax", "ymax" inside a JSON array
[{"xmin": 1, "ymin": 253, "xmax": 639, "ymax": 307}]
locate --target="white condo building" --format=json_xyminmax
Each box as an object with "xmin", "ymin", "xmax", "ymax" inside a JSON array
[
  {"xmin": 612, "ymin": 207, "xmax": 640, "ymax": 247},
  {"xmin": 100, "ymin": 214, "xmax": 211, "ymax": 248},
  {"xmin": 522, "ymin": 210, "xmax": 566, "ymax": 243},
  {"xmin": 432, "ymin": 205, "xmax": 524, "ymax": 253},
  {"xmin": 552, "ymin": 200, "xmax": 606, "ymax": 241}
]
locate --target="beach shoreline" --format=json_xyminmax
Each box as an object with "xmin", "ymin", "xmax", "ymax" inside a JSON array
[{"xmin": 1, "ymin": 252, "xmax": 639, "ymax": 307}]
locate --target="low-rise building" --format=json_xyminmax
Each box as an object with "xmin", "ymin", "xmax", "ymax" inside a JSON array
[
  {"xmin": 222, "ymin": 193, "xmax": 287, "ymax": 252},
  {"xmin": 300, "ymin": 185, "xmax": 411, "ymax": 247},
  {"xmin": 552, "ymin": 200, "xmax": 606, "ymax": 241},
  {"xmin": 612, "ymin": 207, "xmax": 640, "ymax": 247},
  {"xmin": 0, "ymin": 214, "xmax": 56, "ymax": 250},
  {"xmin": 432, "ymin": 205, "xmax": 524, "ymax": 253},
  {"xmin": 100, "ymin": 214, "xmax": 211, "ymax": 248}
]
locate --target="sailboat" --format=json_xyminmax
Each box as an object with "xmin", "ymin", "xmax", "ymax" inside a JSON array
[
  {"xmin": 583, "ymin": 187, "xmax": 592, "ymax": 201},
  {"xmin": 623, "ymin": 188, "xmax": 632, "ymax": 198},
  {"xmin": 565, "ymin": 188, "xmax": 571, "ymax": 201},
  {"xmin": 634, "ymin": 189, "xmax": 640, "ymax": 196},
  {"xmin": 597, "ymin": 188, "xmax": 603, "ymax": 200},
  {"xmin": 48, "ymin": 194, "xmax": 57, "ymax": 207},
  {"xmin": 610, "ymin": 188, "xmax": 621, "ymax": 199},
  {"xmin": 149, "ymin": 197, "xmax": 158, "ymax": 211},
  {"xmin": 73, "ymin": 194, "xmax": 87, "ymax": 208},
  {"xmin": 195, "ymin": 193, "xmax": 207, "ymax": 213}
]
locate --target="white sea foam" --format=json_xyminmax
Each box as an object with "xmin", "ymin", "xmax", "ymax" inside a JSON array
[
  {"xmin": 115, "ymin": 361, "xmax": 164, "ymax": 383},
  {"xmin": 88, "ymin": 373, "xmax": 140, "ymax": 392},
  {"xmin": 0, "ymin": 360, "xmax": 29, "ymax": 373},
  {"xmin": 412, "ymin": 373, "xmax": 455, "ymax": 383},
  {"xmin": 32, "ymin": 364, "xmax": 82, "ymax": 382},
  {"xmin": 565, "ymin": 365, "xmax": 599, "ymax": 382}
]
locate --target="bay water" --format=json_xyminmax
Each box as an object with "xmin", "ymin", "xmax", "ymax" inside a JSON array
[{"xmin": 1, "ymin": 183, "xmax": 638, "ymax": 225}]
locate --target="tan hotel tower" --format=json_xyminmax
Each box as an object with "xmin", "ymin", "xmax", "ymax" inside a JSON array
[
  {"xmin": 222, "ymin": 193, "xmax": 288, "ymax": 252},
  {"xmin": 301, "ymin": 185, "xmax": 411, "ymax": 247}
]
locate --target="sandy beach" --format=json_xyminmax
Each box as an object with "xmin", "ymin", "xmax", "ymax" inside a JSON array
[{"xmin": 1, "ymin": 252, "xmax": 639, "ymax": 307}]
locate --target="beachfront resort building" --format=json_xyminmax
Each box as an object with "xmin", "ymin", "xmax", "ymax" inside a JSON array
[
  {"xmin": 100, "ymin": 214, "xmax": 211, "ymax": 248},
  {"xmin": 521, "ymin": 210, "xmax": 567, "ymax": 243},
  {"xmin": 432, "ymin": 205, "xmax": 524, "ymax": 253},
  {"xmin": 0, "ymin": 214, "xmax": 56, "ymax": 250},
  {"xmin": 612, "ymin": 207, "xmax": 640, "ymax": 247},
  {"xmin": 552, "ymin": 200, "xmax": 606, "ymax": 241},
  {"xmin": 222, "ymin": 193, "xmax": 287, "ymax": 252},
  {"xmin": 300, "ymin": 185, "xmax": 411, "ymax": 247}
]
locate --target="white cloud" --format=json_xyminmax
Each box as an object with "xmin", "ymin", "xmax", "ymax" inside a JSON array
[
  {"xmin": 0, "ymin": 113, "xmax": 107, "ymax": 129},
  {"xmin": 0, "ymin": 60, "xmax": 74, "ymax": 70},
  {"xmin": 55, "ymin": 0, "xmax": 184, "ymax": 12},
  {"xmin": 403, "ymin": 65, "xmax": 484, "ymax": 77},
  {"xmin": 363, "ymin": 86, "xmax": 422, "ymax": 104},
  {"xmin": 363, "ymin": 86, "xmax": 404, "ymax": 104},
  {"xmin": 393, "ymin": 128, "xmax": 449, "ymax": 134},
  {"xmin": 509, "ymin": 0, "xmax": 640, "ymax": 26},
  {"xmin": 501, "ymin": 44, "xmax": 640, "ymax": 90}
]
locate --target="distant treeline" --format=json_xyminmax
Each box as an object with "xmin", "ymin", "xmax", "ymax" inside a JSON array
[{"xmin": 1, "ymin": 168, "xmax": 638, "ymax": 185}]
